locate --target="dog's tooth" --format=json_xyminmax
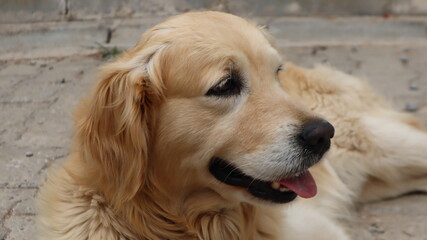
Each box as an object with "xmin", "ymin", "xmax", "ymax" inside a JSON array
[
  {"xmin": 279, "ymin": 187, "xmax": 289, "ymax": 192},
  {"xmin": 271, "ymin": 182, "xmax": 280, "ymax": 190}
]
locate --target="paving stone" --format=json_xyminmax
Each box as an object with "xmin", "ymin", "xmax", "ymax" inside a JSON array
[
  {"xmin": 108, "ymin": 19, "xmax": 163, "ymax": 48},
  {"xmin": 0, "ymin": 0, "xmax": 65, "ymax": 24},
  {"xmin": 0, "ymin": 63, "xmax": 40, "ymax": 77},
  {"xmin": 0, "ymin": 22, "xmax": 107, "ymax": 60},
  {"xmin": 0, "ymin": 226, "xmax": 7, "ymax": 239},
  {"xmin": 0, "ymin": 189, "xmax": 36, "ymax": 221},
  {"xmin": 229, "ymin": 0, "xmax": 390, "ymax": 16},
  {"xmin": 391, "ymin": 0, "xmax": 427, "ymax": 15},
  {"xmin": 12, "ymin": 58, "xmax": 101, "ymax": 149},
  {"xmin": 0, "ymin": 103, "xmax": 37, "ymax": 145},
  {"xmin": 269, "ymin": 18, "xmax": 427, "ymax": 47},
  {"xmin": 357, "ymin": 194, "xmax": 427, "ymax": 240},
  {"xmin": 0, "ymin": 146, "xmax": 68, "ymax": 188},
  {"xmin": 4, "ymin": 216, "xmax": 35, "ymax": 240},
  {"xmin": 67, "ymin": 0, "xmax": 228, "ymax": 20},
  {"xmin": 0, "ymin": 60, "xmax": 68, "ymax": 104},
  {"xmin": 13, "ymin": 198, "xmax": 37, "ymax": 216},
  {"xmin": 2, "ymin": 0, "xmax": 427, "ymax": 24},
  {"xmin": 67, "ymin": 0, "xmax": 171, "ymax": 20}
]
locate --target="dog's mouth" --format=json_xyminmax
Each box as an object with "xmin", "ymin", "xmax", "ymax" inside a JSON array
[{"xmin": 209, "ymin": 158, "xmax": 317, "ymax": 204}]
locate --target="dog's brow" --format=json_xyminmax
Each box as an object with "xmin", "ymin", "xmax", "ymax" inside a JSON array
[
  {"xmin": 258, "ymin": 25, "xmax": 277, "ymax": 49},
  {"xmin": 226, "ymin": 60, "xmax": 236, "ymax": 72}
]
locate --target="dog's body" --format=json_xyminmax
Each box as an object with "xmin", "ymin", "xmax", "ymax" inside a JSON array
[{"xmin": 37, "ymin": 12, "xmax": 427, "ymax": 240}]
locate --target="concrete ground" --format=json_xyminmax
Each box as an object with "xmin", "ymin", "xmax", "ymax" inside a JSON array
[{"xmin": 1, "ymin": 15, "xmax": 427, "ymax": 240}]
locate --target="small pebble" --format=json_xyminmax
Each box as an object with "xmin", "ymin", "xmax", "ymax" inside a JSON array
[
  {"xmin": 29, "ymin": 61, "xmax": 37, "ymax": 66},
  {"xmin": 311, "ymin": 48, "xmax": 317, "ymax": 56},
  {"xmin": 368, "ymin": 226, "xmax": 385, "ymax": 234},
  {"xmin": 311, "ymin": 46, "xmax": 327, "ymax": 56},
  {"xmin": 40, "ymin": 63, "xmax": 48, "ymax": 68},
  {"xmin": 321, "ymin": 58, "xmax": 328, "ymax": 63},
  {"xmin": 409, "ymin": 83, "xmax": 419, "ymax": 91},
  {"xmin": 49, "ymin": 66, "xmax": 54, "ymax": 70},
  {"xmin": 25, "ymin": 152, "xmax": 33, "ymax": 157},
  {"xmin": 351, "ymin": 46, "xmax": 358, "ymax": 52},
  {"xmin": 399, "ymin": 56, "xmax": 409, "ymax": 64},
  {"xmin": 405, "ymin": 103, "xmax": 418, "ymax": 112},
  {"xmin": 56, "ymin": 78, "xmax": 66, "ymax": 84}
]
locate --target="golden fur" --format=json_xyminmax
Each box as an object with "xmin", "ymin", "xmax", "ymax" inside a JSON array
[{"xmin": 37, "ymin": 12, "xmax": 427, "ymax": 240}]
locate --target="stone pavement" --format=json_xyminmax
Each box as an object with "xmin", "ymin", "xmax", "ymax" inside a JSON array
[
  {"xmin": 1, "ymin": 15, "xmax": 427, "ymax": 240},
  {"xmin": 2, "ymin": 0, "xmax": 427, "ymax": 24}
]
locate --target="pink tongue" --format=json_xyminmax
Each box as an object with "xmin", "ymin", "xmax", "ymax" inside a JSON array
[{"xmin": 278, "ymin": 171, "xmax": 317, "ymax": 198}]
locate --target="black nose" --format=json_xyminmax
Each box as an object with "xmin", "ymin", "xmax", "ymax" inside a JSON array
[{"xmin": 299, "ymin": 120, "xmax": 335, "ymax": 155}]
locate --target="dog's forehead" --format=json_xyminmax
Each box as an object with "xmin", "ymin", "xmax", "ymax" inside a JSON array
[
  {"xmin": 160, "ymin": 12, "xmax": 279, "ymax": 60},
  {"xmin": 142, "ymin": 12, "xmax": 282, "ymax": 97}
]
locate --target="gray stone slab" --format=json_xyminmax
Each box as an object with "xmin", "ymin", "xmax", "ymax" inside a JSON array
[
  {"xmin": 228, "ymin": 0, "xmax": 390, "ymax": 16},
  {"xmin": 2, "ymin": 0, "xmax": 427, "ymax": 24},
  {"xmin": 67, "ymin": 0, "xmax": 170, "ymax": 20},
  {"xmin": 269, "ymin": 18, "xmax": 427, "ymax": 47},
  {"xmin": 228, "ymin": 0, "xmax": 427, "ymax": 16},
  {"xmin": 108, "ymin": 19, "xmax": 163, "ymax": 48},
  {"xmin": 13, "ymin": 197, "xmax": 37, "ymax": 216},
  {"xmin": 0, "ymin": 146, "xmax": 68, "ymax": 188},
  {"xmin": 0, "ymin": 64, "xmax": 40, "ymax": 77},
  {"xmin": 0, "ymin": 22, "xmax": 108, "ymax": 60},
  {"xmin": 0, "ymin": 103, "xmax": 38, "ymax": 145},
  {"xmin": 391, "ymin": 0, "xmax": 427, "ymax": 15},
  {"xmin": 4, "ymin": 216, "xmax": 35, "ymax": 240},
  {"xmin": 171, "ymin": 0, "xmax": 227, "ymax": 13},
  {"xmin": 0, "ymin": 63, "xmax": 42, "ymax": 99},
  {"xmin": 0, "ymin": 189, "xmax": 36, "ymax": 221},
  {"xmin": 67, "ymin": 0, "xmax": 225, "ymax": 20},
  {"xmin": 0, "ymin": 226, "xmax": 7, "ymax": 239},
  {"xmin": 0, "ymin": 79, "xmax": 58, "ymax": 105},
  {"xmin": 355, "ymin": 194, "xmax": 427, "ymax": 240},
  {"xmin": 12, "ymin": 58, "xmax": 100, "ymax": 149},
  {"xmin": 0, "ymin": 0, "xmax": 66, "ymax": 24}
]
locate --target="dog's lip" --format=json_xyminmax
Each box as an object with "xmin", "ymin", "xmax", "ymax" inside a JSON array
[{"xmin": 208, "ymin": 157, "xmax": 316, "ymax": 203}]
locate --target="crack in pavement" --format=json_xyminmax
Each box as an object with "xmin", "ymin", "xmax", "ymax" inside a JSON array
[
  {"xmin": 0, "ymin": 201, "xmax": 21, "ymax": 240},
  {"xmin": 13, "ymin": 96, "xmax": 60, "ymax": 142}
]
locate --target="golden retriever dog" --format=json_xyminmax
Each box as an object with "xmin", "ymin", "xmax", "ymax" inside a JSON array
[{"xmin": 37, "ymin": 11, "xmax": 427, "ymax": 240}]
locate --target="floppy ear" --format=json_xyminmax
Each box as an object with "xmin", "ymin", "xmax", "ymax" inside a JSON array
[{"xmin": 76, "ymin": 46, "xmax": 165, "ymax": 204}]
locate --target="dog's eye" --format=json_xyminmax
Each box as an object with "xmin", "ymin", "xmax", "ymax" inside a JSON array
[
  {"xmin": 206, "ymin": 73, "xmax": 242, "ymax": 97},
  {"xmin": 276, "ymin": 65, "xmax": 284, "ymax": 74}
]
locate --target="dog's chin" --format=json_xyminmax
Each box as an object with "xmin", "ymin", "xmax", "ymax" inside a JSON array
[{"xmin": 209, "ymin": 157, "xmax": 319, "ymax": 204}]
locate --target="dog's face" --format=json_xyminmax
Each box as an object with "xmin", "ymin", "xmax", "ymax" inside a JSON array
[
  {"xmin": 146, "ymin": 12, "xmax": 334, "ymax": 204},
  {"xmin": 81, "ymin": 12, "xmax": 334, "ymax": 206}
]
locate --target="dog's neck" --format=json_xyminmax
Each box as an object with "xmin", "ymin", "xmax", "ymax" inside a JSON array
[
  {"xmin": 114, "ymin": 180, "xmax": 282, "ymax": 240},
  {"xmin": 71, "ymin": 154, "xmax": 283, "ymax": 240},
  {"xmin": 71, "ymin": 142, "xmax": 284, "ymax": 240}
]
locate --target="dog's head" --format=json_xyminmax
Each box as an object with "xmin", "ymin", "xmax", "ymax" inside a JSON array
[{"xmin": 77, "ymin": 11, "xmax": 334, "ymax": 207}]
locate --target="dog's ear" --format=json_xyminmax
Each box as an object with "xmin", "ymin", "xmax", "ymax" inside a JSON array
[{"xmin": 76, "ymin": 45, "xmax": 165, "ymax": 204}]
